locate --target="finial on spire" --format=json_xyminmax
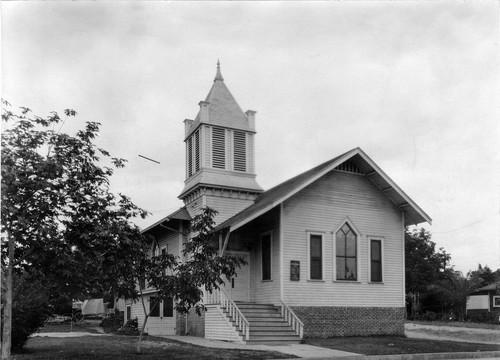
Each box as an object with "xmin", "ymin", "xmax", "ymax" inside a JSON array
[{"xmin": 214, "ymin": 59, "xmax": 224, "ymax": 82}]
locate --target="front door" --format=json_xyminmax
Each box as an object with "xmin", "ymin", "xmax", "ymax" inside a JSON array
[
  {"xmin": 225, "ymin": 252, "xmax": 250, "ymax": 302},
  {"xmin": 147, "ymin": 296, "xmax": 175, "ymax": 335}
]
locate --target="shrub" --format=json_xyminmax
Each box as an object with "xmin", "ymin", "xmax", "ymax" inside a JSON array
[
  {"xmin": 116, "ymin": 318, "xmax": 140, "ymax": 336},
  {"xmin": 467, "ymin": 311, "xmax": 500, "ymax": 324},
  {"xmin": 2, "ymin": 274, "xmax": 51, "ymax": 351},
  {"xmin": 420, "ymin": 311, "xmax": 439, "ymax": 321},
  {"xmin": 99, "ymin": 310, "xmax": 124, "ymax": 333}
]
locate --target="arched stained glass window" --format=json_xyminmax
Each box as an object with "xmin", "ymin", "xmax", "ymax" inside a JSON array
[{"xmin": 336, "ymin": 223, "xmax": 357, "ymax": 281}]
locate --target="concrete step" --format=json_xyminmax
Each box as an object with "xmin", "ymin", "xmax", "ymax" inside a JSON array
[
  {"xmin": 250, "ymin": 330, "xmax": 297, "ymax": 336},
  {"xmin": 247, "ymin": 335, "xmax": 301, "ymax": 342},
  {"xmin": 242, "ymin": 313, "xmax": 282, "ymax": 318},
  {"xmin": 246, "ymin": 339, "xmax": 302, "ymax": 345},
  {"xmin": 236, "ymin": 304, "xmax": 276, "ymax": 310}
]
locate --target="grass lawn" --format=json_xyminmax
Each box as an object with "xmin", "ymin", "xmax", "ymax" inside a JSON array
[
  {"xmin": 12, "ymin": 335, "xmax": 292, "ymax": 360},
  {"xmin": 408, "ymin": 320, "xmax": 500, "ymax": 330},
  {"xmin": 304, "ymin": 336, "xmax": 500, "ymax": 356},
  {"xmin": 37, "ymin": 323, "xmax": 100, "ymax": 334}
]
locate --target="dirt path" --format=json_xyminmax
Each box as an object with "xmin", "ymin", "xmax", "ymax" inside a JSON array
[{"xmin": 405, "ymin": 323, "xmax": 500, "ymax": 345}]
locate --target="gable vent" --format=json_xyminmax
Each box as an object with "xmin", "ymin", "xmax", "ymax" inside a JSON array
[
  {"xmin": 233, "ymin": 131, "xmax": 246, "ymax": 172},
  {"xmin": 334, "ymin": 160, "xmax": 364, "ymax": 174},
  {"xmin": 212, "ymin": 127, "xmax": 226, "ymax": 169}
]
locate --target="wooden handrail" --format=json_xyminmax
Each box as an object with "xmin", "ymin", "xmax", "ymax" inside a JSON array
[
  {"xmin": 205, "ymin": 288, "xmax": 250, "ymax": 341},
  {"xmin": 279, "ymin": 300, "xmax": 304, "ymax": 340}
]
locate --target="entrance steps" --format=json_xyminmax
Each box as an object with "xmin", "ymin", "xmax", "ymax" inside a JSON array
[{"xmin": 224, "ymin": 303, "xmax": 301, "ymax": 344}]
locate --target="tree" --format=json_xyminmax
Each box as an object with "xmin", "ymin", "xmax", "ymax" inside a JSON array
[
  {"xmin": 470, "ymin": 264, "xmax": 500, "ymax": 287},
  {"xmin": 126, "ymin": 207, "xmax": 245, "ymax": 353},
  {"xmin": 1, "ymin": 101, "xmax": 147, "ymax": 358},
  {"xmin": 405, "ymin": 228, "xmax": 452, "ymax": 317},
  {"xmin": 431, "ymin": 271, "xmax": 483, "ymax": 321}
]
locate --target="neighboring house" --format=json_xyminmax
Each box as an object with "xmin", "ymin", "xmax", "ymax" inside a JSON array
[
  {"xmin": 125, "ymin": 62, "xmax": 431, "ymax": 343},
  {"xmin": 467, "ymin": 281, "xmax": 500, "ymax": 320}
]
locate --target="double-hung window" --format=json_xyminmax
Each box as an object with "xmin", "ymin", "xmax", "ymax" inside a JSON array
[
  {"xmin": 309, "ymin": 234, "xmax": 323, "ymax": 280},
  {"xmin": 370, "ymin": 239, "xmax": 383, "ymax": 282}
]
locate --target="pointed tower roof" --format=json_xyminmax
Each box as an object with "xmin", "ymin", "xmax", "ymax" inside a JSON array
[{"xmin": 185, "ymin": 62, "xmax": 254, "ymax": 139}]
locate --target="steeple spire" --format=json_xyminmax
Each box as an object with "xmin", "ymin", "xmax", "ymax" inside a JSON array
[{"xmin": 214, "ymin": 60, "xmax": 224, "ymax": 82}]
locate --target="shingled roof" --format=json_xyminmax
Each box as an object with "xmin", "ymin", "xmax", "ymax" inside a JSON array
[
  {"xmin": 216, "ymin": 147, "xmax": 432, "ymax": 232},
  {"xmin": 185, "ymin": 62, "xmax": 253, "ymax": 139}
]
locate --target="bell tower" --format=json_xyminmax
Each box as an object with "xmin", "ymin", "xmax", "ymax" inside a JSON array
[{"xmin": 179, "ymin": 62, "xmax": 263, "ymax": 224}]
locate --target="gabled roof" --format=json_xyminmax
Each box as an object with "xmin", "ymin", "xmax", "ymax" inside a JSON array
[
  {"xmin": 185, "ymin": 62, "xmax": 253, "ymax": 139},
  {"xmin": 142, "ymin": 207, "xmax": 191, "ymax": 234},
  {"xmin": 216, "ymin": 147, "xmax": 431, "ymax": 232}
]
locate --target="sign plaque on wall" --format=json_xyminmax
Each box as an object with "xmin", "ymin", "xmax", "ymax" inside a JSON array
[{"xmin": 290, "ymin": 260, "xmax": 300, "ymax": 281}]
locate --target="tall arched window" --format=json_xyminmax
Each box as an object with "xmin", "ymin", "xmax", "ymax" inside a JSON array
[{"xmin": 336, "ymin": 223, "xmax": 357, "ymax": 281}]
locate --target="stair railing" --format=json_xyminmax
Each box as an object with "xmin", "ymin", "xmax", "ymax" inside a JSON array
[
  {"xmin": 205, "ymin": 287, "xmax": 250, "ymax": 341},
  {"xmin": 279, "ymin": 300, "xmax": 304, "ymax": 340}
]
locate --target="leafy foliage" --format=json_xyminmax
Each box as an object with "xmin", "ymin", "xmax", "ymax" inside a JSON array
[
  {"xmin": 1, "ymin": 101, "xmax": 148, "ymax": 297},
  {"xmin": 99, "ymin": 311, "xmax": 124, "ymax": 334},
  {"xmin": 131, "ymin": 207, "xmax": 246, "ymax": 353},
  {"xmin": 4, "ymin": 273, "xmax": 51, "ymax": 351},
  {"xmin": 1, "ymin": 101, "xmax": 150, "ymax": 356},
  {"xmin": 405, "ymin": 228, "xmax": 453, "ymax": 317},
  {"xmin": 470, "ymin": 264, "xmax": 500, "ymax": 288},
  {"xmin": 116, "ymin": 318, "xmax": 140, "ymax": 336},
  {"xmin": 405, "ymin": 228, "xmax": 451, "ymax": 295}
]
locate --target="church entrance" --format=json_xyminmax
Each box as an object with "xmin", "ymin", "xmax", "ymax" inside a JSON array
[{"xmin": 224, "ymin": 252, "xmax": 250, "ymax": 302}]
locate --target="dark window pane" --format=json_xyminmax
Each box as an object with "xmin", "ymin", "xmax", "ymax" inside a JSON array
[
  {"xmin": 371, "ymin": 240, "xmax": 382, "ymax": 282},
  {"xmin": 346, "ymin": 232, "xmax": 356, "ymax": 257},
  {"xmin": 163, "ymin": 297, "xmax": 173, "ymax": 317},
  {"xmin": 310, "ymin": 235, "xmax": 322, "ymax": 257},
  {"xmin": 262, "ymin": 234, "xmax": 271, "ymax": 280},
  {"xmin": 371, "ymin": 240, "xmax": 381, "ymax": 261},
  {"xmin": 371, "ymin": 261, "xmax": 382, "ymax": 282},
  {"xmin": 336, "ymin": 232, "xmax": 345, "ymax": 256},
  {"xmin": 311, "ymin": 259, "xmax": 322, "ymax": 280},
  {"xmin": 126, "ymin": 306, "xmax": 131, "ymax": 321},
  {"xmin": 310, "ymin": 235, "xmax": 322, "ymax": 280},
  {"xmin": 336, "ymin": 258, "xmax": 346, "ymax": 280},
  {"xmin": 150, "ymin": 297, "xmax": 160, "ymax": 317},
  {"xmin": 346, "ymin": 258, "xmax": 357, "ymax": 280}
]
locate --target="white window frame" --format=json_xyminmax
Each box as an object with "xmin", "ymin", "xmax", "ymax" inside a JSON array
[
  {"xmin": 260, "ymin": 231, "xmax": 273, "ymax": 281},
  {"xmin": 493, "ymin": 296, "xmax": 500, "ymax": 308},
  {"xmin": 333, "ymin": 219, "xmax": 361, "ymax": 282},
  {"xmin": 368, "ymin": 237, "xmax": 384, "ymax": 283},
  {"xmin": 307, "ymin": 231, "xmax": 325, "ymax": 281}
]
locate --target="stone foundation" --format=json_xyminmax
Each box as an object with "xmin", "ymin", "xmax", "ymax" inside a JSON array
[{"xmin": 291, "ymin": 306, "xmax": 405, "ymax": 338}]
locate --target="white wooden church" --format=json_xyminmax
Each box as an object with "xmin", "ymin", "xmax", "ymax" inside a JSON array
[{"xmin": 125, "ymin": 62, "xmax": 431, "ymax": 343}]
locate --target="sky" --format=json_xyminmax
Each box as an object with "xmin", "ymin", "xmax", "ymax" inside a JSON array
[{"xmin": 2, "ymin": 1, "xmax": 499, "ymax": 274}]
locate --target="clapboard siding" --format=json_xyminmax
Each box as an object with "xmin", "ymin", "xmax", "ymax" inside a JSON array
[
  {"xmin": 156, "ymin": 230, "xmax": 180, "ymax": 258},
  {"xmin": 205, "ymin": 305, "xmax": 242, "ymax": 342},
  {"xmin": 206, "ymin": 195, "xmax": 254, "ymax": 225},
  {"xmin": 282, "ymin": 170, "xmax": 404, "ymax": 307}
]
